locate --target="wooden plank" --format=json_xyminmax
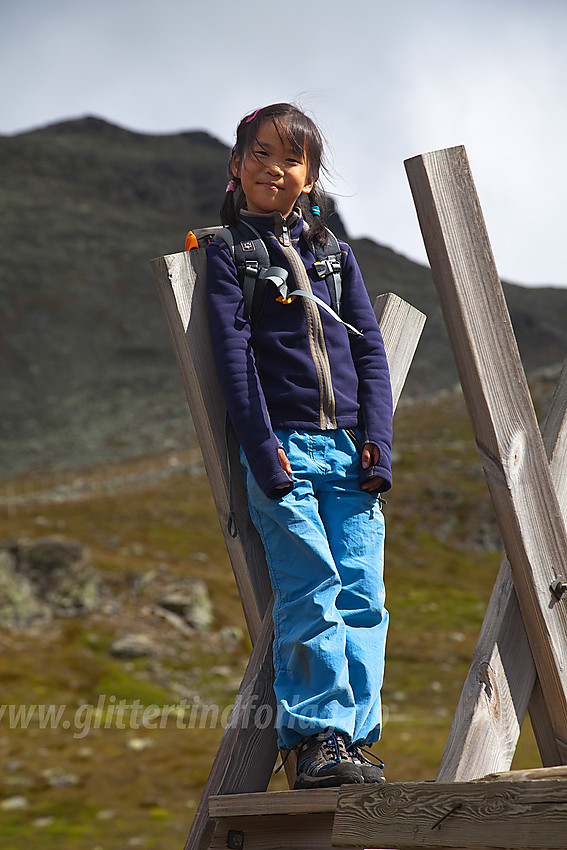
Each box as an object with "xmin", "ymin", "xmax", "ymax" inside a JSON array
[
  {"xmin": 373, "ymin": 292, "xmax": 426, "ymax": 407},
  {"xmin": 480, "ymin": 765, "xmax": 567, "ymax": 781},
  {"xmin": 438, "ymin": 358, "xmax": 567, "ymax": 779},
  {"xmin": 209, "ymin": 788, "xmax": 340, "ymax": 817},
  {"xmin": 542, "ymin": 358, "xmax": 567, "ymax": 514},
  {"xmin": 405, "ymin": 146, "xmax": 567, "ymax": 761},
  {"xmin": 529, "ymin": 676, "xmax": 562, "ymax": 767},
  {"xmin": 524, "ymin": 358, "xmax": 567, "ymax": 766},
  {"xmin": 333, "ymin": 778, "xmax": 567, "ymax": 848},
  {"xmin": 151, "ymin": 250, "xmax": 271, "ymax": 642},
  {"xmin": 183, "ymin": 608, "xmax": 278, "ymax": 850},
  {"xmin": 437, "ymin": 563, "xmax": 534, "ymax": 779}
]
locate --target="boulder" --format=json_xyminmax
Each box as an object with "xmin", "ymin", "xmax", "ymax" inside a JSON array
[
  {"xmin": 157, "ymin": 578, "xmax": 213, "ymax": 631},
  {"xmin": 0, "ymin": 537, "xmax": 100, "ymax": 628},
  {"xmin": 109, "ymin": 633, "xmax": 156, "ymax": 659},
  {"xmin": 14, "ymin": 538, "xmax": 99, "ymax": 616},
  {"xmin": 0, "ymin": 549, "xmax": 51, "ymax": 628}
]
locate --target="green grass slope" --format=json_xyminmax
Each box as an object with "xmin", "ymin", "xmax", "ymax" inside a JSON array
[{"xmin": 0, "ymin": 372, "xmax": 555, "ymax": 849}]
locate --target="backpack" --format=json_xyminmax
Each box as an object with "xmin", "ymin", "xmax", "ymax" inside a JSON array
[{"xmin": 185, "ymin": 221, "xmax": 363, "ymax": 337}]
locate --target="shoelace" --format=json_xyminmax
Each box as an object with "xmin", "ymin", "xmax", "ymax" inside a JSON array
[
  {"xmin": 348, "ymin": 742, "xmax": 385, "ymax": 769},
  {"xmin": 318, "ymin": 733, "xmax": 343, "ymax": 763},
  {"xmin": 276, "ymin": 731, "xmax": 345, "ymax": 774},
  {"xmin": 275, "ymin": 748, "xmax": 292, "ymax": 774}
]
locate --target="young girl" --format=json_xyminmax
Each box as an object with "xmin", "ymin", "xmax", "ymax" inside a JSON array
[{"xmin": 206, "ymin": 103, "xmax": 392, "ymax": 789}]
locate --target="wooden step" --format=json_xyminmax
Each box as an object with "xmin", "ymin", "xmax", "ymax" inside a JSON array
[
  {"xmin": 209, "ymin": 788, "xmax": 340, "ymax": 817},
  {"xmin": 334, "ymin": 777, "xmax": 567, "ymax": 849}
]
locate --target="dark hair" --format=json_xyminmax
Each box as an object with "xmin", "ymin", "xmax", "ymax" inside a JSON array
[{"xmin": 220, "ymin": 103, "xmax": 329, "ymax": 246}]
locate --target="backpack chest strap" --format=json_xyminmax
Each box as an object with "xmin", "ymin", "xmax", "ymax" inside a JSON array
[{"xmin": 243, "ymin": 260, "xmax": 290, "ymax": 303}]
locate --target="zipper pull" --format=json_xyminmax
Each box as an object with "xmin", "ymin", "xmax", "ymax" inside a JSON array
[{"xmin": 281, "ymin": 223, "xmax": 291, "ymax": 247}]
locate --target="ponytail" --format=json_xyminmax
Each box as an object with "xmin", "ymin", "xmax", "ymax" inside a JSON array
[
  {"xmin": 220, "ymin": 177, "xmax": 245, "ymax": 226},
  {"xmin": 299, "ymin": 187, "xmax": 330, "ymax": 247}
]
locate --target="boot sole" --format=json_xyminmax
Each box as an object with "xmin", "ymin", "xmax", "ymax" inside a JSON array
[{"xmin": 294, "ymin": 770, "xmax": 364, "ymax": 789}]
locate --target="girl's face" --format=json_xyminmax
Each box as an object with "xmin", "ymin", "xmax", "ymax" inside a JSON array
[{"xmin": 232, "ymin": 119, "xmax": 314, "ymax": 219}]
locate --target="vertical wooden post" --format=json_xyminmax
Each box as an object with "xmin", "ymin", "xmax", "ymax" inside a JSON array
[{"xmin": 405, "ymin": 146, "xmax": 567, "ymax": 763}]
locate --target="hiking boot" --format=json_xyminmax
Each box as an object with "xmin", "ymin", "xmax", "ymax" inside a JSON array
[
  {"xmin": 294, "ymin": 731, "xmax": 364, "ymax": 789},
  {"xmin": 347, "ymin": 741, "xmax": 386, "ymax": 783}
]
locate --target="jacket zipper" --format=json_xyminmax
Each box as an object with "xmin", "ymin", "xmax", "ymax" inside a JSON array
[{"xmin": 280, "ymin": 221, "xmax": 337, "ymax": 430}]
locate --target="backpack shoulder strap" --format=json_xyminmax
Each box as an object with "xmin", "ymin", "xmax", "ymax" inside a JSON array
[
  {"xmin": 305, "ymin": 225, "xmax": 343, "ymax": 316},
  {"xmin": 221, "ymin": 221, "xmax": 268, "ymax": 324}
]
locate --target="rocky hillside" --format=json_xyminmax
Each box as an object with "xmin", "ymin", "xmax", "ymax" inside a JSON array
[{"xmin": 1, "ymin": 116, "xmax": 566, "ymax": 479}]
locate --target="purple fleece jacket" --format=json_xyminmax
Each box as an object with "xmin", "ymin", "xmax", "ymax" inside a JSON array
[{"xmin": 206, "ymin": 209, "xmax": 393, "ymax": 499}]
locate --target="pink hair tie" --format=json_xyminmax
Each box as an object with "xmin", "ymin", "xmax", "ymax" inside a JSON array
[
  {"xmin": 225, "ymin": 179, "xmax": 238, "ymax": 193},
  {"xmin": 246, "ymin": 108, "xmax": 261, "ymax": 123}
]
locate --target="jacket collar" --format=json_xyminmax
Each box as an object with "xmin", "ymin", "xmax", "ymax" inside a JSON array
[{"xmin": 240, "ymin": 207, "xmax": 304, "ymax": 241}]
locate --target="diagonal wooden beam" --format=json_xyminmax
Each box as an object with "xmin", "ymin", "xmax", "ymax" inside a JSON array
[
  {"xmin": 183, "ymin": 606, "xmax": 277, "ymax": 850},
  {"xmin": 516, "ymin": 357, "xmax": 567, "ymax": 765},
  {"xmin": 405, "ymin": 146, "xmax": 567, "ymax": 765},
  {"xmin": 437, "ymin": 359, "xmax": 567, "ymax": 780},
  {"xmin": 151, "ymin": 249, "xmax": 272, "ymax": 643}
]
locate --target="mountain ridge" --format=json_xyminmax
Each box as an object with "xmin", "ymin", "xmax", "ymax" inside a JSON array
[{"xmin": 1, "ymin": 116, "xmax": 566, "ymax": 479}]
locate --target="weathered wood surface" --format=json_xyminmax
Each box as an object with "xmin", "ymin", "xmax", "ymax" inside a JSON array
[
  {"xmin": 405, "ymin": 146, "xmax": 567, "ymax": 763},
  {"xmin": 438, "ymin": 359, "xmax": 567, "ymax": 779},
  {"xmin": 375, "ymin": 290, "xmax": 426, "ymax": 405},
  {"xmin": 151, "ymin": 249, "xmax": 271, "ymax": 642},
  {"xmin": 480, "ymin": 764, "xmax": 567, "ymax": 781},
  {"xmin": 209, "ymin": 788, "xmax": 340, "ymax": 817},
  {"xmin": 529, "ymin": 676, "xmax": 562, "ymax": 767},
  {"xmin": 182, "ymin": 607, "xmax": 277, "ymax": 850},
  {"xmin": 333, "ymin": 778, "xmax": 567, "ymax": 848},
  {"xmin": 510, "ymin": 359, "xmax": 567, "ymax": 768}
]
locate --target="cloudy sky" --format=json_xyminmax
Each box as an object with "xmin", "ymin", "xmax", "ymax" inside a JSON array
[{"xmin": 2, "ymin": 0, "xmax": 566, "ymax": 287}]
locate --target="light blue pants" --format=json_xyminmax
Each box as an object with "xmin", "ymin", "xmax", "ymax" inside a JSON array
[{"xmin": 240, "ymin": 428, "xmax": 388, "ymax": 750}]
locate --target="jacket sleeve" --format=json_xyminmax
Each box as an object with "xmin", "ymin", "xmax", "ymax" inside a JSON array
[
  {"xmin": 340, "ymin": 243, "xmax": 393, "ymax": 491},
  {"xmin": 205, "ymin": 239, "xmax": 293, "ymax": 499}
]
